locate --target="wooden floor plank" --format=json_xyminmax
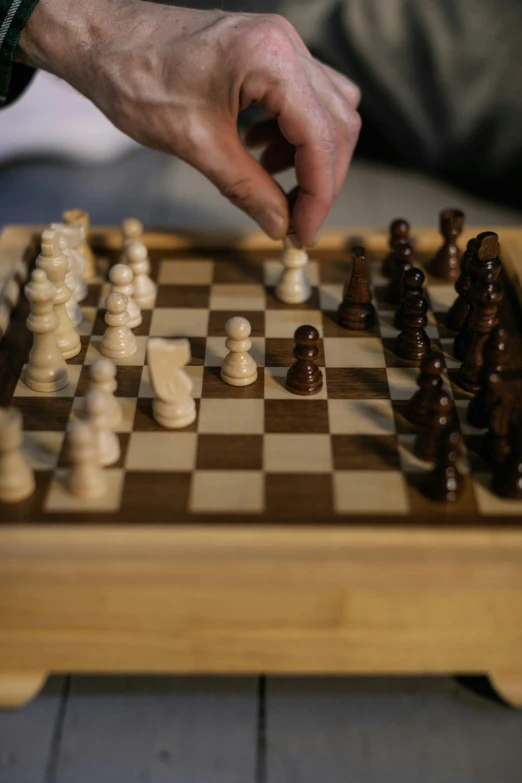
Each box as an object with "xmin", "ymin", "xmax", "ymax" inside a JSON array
[
  {"xmin": 53, "ymin": 676, "xmax": 258, "ymax": 783},
  {"xmin": 266, "ymin": 676, "xmax": 522, "ymax": 783},
  {"xmin": 0, "ymin": 676, "xmax": 65, "ymax": 783}
]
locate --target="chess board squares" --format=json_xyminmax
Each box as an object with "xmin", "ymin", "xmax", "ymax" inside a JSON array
[
  {"xmin": 391, "ymin": 402, "xmax": 419, "ymax": 436},
  {"xmin": 431, "ymin": 312, "xmax": 455, "ymax": 340},
  {"xmin": 404, "ymin": 471, "xmax": 478, "ymax": 518},
  {"xmin": 22, "ymin": 431, "xmax": 65, "ymax": 470},
  {"xmin": 265, "ymin": 338, "xmax": 325, "ymax": 367},
  {"xmin": 439, "ymin": 339, "xmax": 461, "ymax": 370},
  {"xmin": 328, "ymin": 399, "xmax": 395, "ymax": 435},
  {"xmin": 76, "ymin": 365, "xmax": 143, "ymax": 398},
  {"xmin": 447, "ymin": 370, "xmax": 475, "ymax": 401},
  {"xmin": 204, "ymin": 336, "xmax": 265, "ymax": 367},
  {"xmin": 263, "ymin": 259, "xmax": 320, "ymax": 287},
  {"xmin": 85, "ymin": 336, "xmax": 148, "ymax": 366},
  {"xmin": 196, "ymin": 435, "xmax": 263, "ymax": 470},
  {"xmin": 121, "ymin": 472, "xmax": 192, "ymax": 521},
  {"xmin": 264, "ymin": 434, "xmax": 333, "ymax": 473},
  {"xmin": 426, "ymin": 285, "xmax": 457, "ymax": 313},
  {"xmin": 265, "ymin": 474, "xmax": 334, "ymax": 518},
  {"xmin": 83, "ymin": 282, "xmax": 103, "ymax": 308},
  {"xmin": 44, "ymin": 469, "xmax": 125, "ymax": 513},
  {"xmin": 208, "ymin": 311, "xmax": 265, "ymax": 337},
  {"xmin": 77, "ymin": 306, "xmax": 97, "ymax": 337},
  {"xmin": 265, "ymin": 309, "xmax": 323, "ymax": 338},
  {"xmin": 70, "ymin": 396, "xmax": 137, "ymax": 433},
  {"xmin": 213, "ymin": 254, "xmax": 265, "ymax": 284},
  {"xmin": 319, "ymin": 284, "xmax": 343, "ymax": 312},
  {"xmin": 325, "ymin": 369, "xmax": 389, "ymax": 399},
  {"xmin": 133, "ymin": 398, "xmax": 200, "ymax": 433},
  {"xmin": 264, "ymin": 400, "xmax": 329, "ymax": 433},
  {"xmin": 323, "ymin": 337, "xmax": 385, "ymax": 368},
  {"xmin": 0, "ymin": 472, "xmax": 52, "ymax": 524},
  {"xmin": 158, "ymin": 259, "xmax": 214, "ymax": 285},
  {"xmin": 155, "ymin": 285, "xmax": 210, "ymax": 309},
  {"xmin": 316, "ymin": 254, "xmax": 353, "ymax": 284},
  {"xmin": 473, "ymin": 474, "xmax": 522, "ymax": 516},
  {"xmin": 126, "ymin": 432, "xmax": 197, "ymax": 471},
  {"xmin": 198, "ymin": 398, "xmax": 264, "ymax": 433},
  {"xmin": 265, "ymin": 286, "xmax": 320, "ymax": 311},
  {"xmin": 189, "ymin": 471, "xmax": 264, "ymax": 513},
  {"xmin": 333, "ymin": 471, "xmax": 409, "ymax": 514},
  {"xmin": 139, "ymin": 365, "xmax": 204, "ymax": 399},
  {"xmin": 332, "ymin": 435, "xmax": 400, "ymax": 471},
  {"xmin": 150, "ymin": 308, "xmax": 209, "ymax": 338},
  {"xmin": 13, "ymin": 365, "xmax": 82, "ymax": 399},
  {"xmin": 210, "ymin": 284, "xmax": 266, "ymax": 311},
  {"xmin": 264, "ymin": 367, "xmax": 327, "ymax": 400},
  {"xmin": 202, "ymin": 366, "xmax": 265, "ymax": 399},
  {"xmin": 92, "ymin": 308, "xmax": 152, "ymax": 338},
  {"xmin": 386, "ymin": 368, "xmax": 419, "ymax": 400}
]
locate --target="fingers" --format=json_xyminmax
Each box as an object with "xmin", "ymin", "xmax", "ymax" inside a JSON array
[{"xmin": 320, "ymin": 61, "xmax": 362, "ymax": 109}]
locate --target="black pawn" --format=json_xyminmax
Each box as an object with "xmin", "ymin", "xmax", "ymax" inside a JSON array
[
  {"xmin": 384, "ymin": 241, "xmax": 413, "ymax": 305},
  {"xmin": 493, "ymin": 418, "xmax": 522, "ymax": 499},
  {"xmin": 446, "ymin": 238, "xmax": 477, "ymax": 332},
  {"xmin": 394, "ymin": 291, "xmax": 431, "ymax": 362},
  {"xmin": 467, "ymin": 325, "xmax": 511, "ymax": 429},
  {"xmin": 286, "ymin": 325, "xmax": 323, "ymax": 396},
  {"xmin": 407, "ymin": 351, "xmax": 444, "ymax": 426},
  {"xmin": 414, "ymin": 389, "xmax": 456, "ymax": 462},
  {"xmin": 394, "ymin": 267, "xmax": 425, "ymax": 330},
  {"xmin": 425, "ymin": 429, "xmax": 464, "ymax": 503},
  {"xmin": 382, "ymin": 218, "xmax": 410, "ymax": 277},
  {"xmin": 338, "ymin": 247, "xmax": 375, "ymax": 330}
]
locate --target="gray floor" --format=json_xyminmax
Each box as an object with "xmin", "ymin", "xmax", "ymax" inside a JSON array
[{"xmin": 1, "ymin": 151, "xmax": 522, "ymax": 782}]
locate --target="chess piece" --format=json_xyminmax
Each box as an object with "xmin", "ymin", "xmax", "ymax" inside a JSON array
[
  {"xmin": 407, "ymin": 351, "xmax": 445, "ymax": 425},
  {"xmin": 67, "ymin": 420, "xmax": 108, "ymax": 500},
  {"xmin": 275, "ymin": 234, "xmax": 311, "ymax": 304},
  {"xmin": 148, "ymin": 338, "xmax": 197, "ymax": 429},
  {"xmin": 221, "ymin": 316, "xmax": 258, "ymax": 387},
  {"xmin": 445, "ymin": 238, "xmax": 477, "ymax": 332},
  {"xmin": 414, "ymin": 388, "xmax": 456, "ymax": 462},
  {"xmin": 120, "ymin": 217, "xmax": 144, "ymax": 262},
  {"xmin": 126, "ymin": 241, "xmax": 156, "ymax": 308},
  {"xmin": 424, "ymin": 429, "xmax": 464, "ymax": 502},
  {"xmin": 63, "ymin": 209, "xmax": 96, "ymax": 279},
  {"xmin": 394, "ymin": 267, "xmax": 425, "ymax": 330},
  {"xmin": 36, "ymin": 229, "xmax": 81, "ymax": 359},
  {"xmin": 0, "ymin": 407, "xmax": 35, "ymax": 504},
  {"xmin": 487, "ymin": 373, "xmax": 518, "ymax": 464},
  {"xmin": 493, "ymin": 418, "xmax": 522, "ymax": 499},
  {"xmin": 394, "ymin": 290, "xmax": 430, "ymax": 362},
  {"xmin": 89, "ymin": 359, "xmax": 123, "ymax": 430},
  {"xmin": 100, "ymin": 292, "xmax": 138, "ymax": 359},
  {"xmin": 286, "ymin": 325, "xmax": 323, "ymax": 395},
  {"xmin": 467, "ymin": 326, "xmax": 511, "ymax": 429},
  {"xmin": 383, "ymin": 241, "xmax": 413, "ymax": 305},
  {"xmin": 337, "ymin": 246, "xmax": 375, "ymax": 330},
  {"xmin": 85, "ymin": 387, "xmax": 120, "ymax": 466},
  {"xmin": 109, "ymin": 263, "xmax": 142, "ymax": 329},
  {"xmin": 382, "ymin": 218, "xmax": 410, "ymax": 277},
  {"xmin": 51, "ymin": 222, "xmax": 88, "ymax": 302},
  {"xmin": 429, "ymin": 208, "xmax": 465, "ymax": 279},
  {"xmin": 24, "ymin": 269, "xmax": 69, "ymax": 392},
  {"xmin": 58, "ymin": 235, "xmax": 83, "ymax": 328}
]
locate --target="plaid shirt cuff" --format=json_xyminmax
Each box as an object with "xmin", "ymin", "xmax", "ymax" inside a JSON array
[{"xmin": 0, "ymin": 0, "xmax": 41, "ymax": 107}]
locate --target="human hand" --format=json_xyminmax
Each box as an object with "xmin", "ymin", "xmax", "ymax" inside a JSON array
[{"xmin": 19, "ymin": 0, "xmax": 361, "ymax": 246}]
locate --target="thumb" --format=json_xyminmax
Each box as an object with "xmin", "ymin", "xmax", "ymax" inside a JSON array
[{"xmin": 189, "ymin": 125, "xmax": 290, "ymax": 240}]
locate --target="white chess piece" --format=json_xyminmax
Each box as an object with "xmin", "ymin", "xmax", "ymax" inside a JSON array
[
  {"xmin": 67, "ymin": 420, "xmax": 108, "ymax": 500},
  {"xmin": 120, "ymin": 217, "xmax": 144, "ymax": 263},
  {"xmin": 24, "ymin": 269, "xmax": 69, "ymax": 392},
  {"xmin": 275, "ymin": 234, "xmax": 311, "ymax": 305},
  {"xmin": 0, "ymin": 407, "xmax": 35, "ymax": 503},
  {"xmin": 57, "ymin": 235, "xmax": 83, "ymax": 328},
  {"xmin": 89, "ymin": 358, "xmax": 123, "ymax": 430},
  {"xmin": 221, "ymin": 317, "xmax": 258, "ymax": 387},
  {"xmin": 148, "ymin": 338, "xmax": 197, "ymax": 429},
  {"xmin": 36, "ymin": 228, "xmax": 81, "ymax": 359},
  {"xmin": 109, "ymin": 264, "xmax": 142, "ymax": 329},
  {"xmin": 126, "ymin": 241, "xmax": 156, "ymax": 308},
  {"xmin": 62, "ymin": 209, "xmax": 96, "ymax": 279},
  {"xmin": 85, "ymin": 387, "xmax": 120, "ymax": 466},
  {"xmin": 51, "ymin": 222, "xmax": 88, "ymax": 302},
  {"xmin": 100, "ymin": 292, "xmax": 137, "ymax": 359}
]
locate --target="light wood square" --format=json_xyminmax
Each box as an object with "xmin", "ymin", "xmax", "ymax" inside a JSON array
[
  {"xmin": 323, "ymin": 337, "xmax": 386, "ymax": 368},
  {"xmin": 427, "ymin": 285, "xmax": 457, "ymax": 312},
  {"xmin": 328, "ymin": 399, "xmax": 395, "ymax": 435},
  {"xmin": 204, "ymin": 336, "xmax": 265, "ymax": 367},
  {"xmin": 70, "ymin": 396, "xmax": 137, "ymax": 433},
  {"xmin": 78, "ymin": 306, "xmax": 97, "ymax": 336},
  {"xmin": 265, "ymin": 310, "xmax": 323, "ymax": 338},
  {"xmin": 264, "ymin": 367, "xmax": 327, "ymax": 400},
  {"xmin": 264, "ymin": 434, "xmax": 332, "ymax": 473},
  {"xmin": 474, "ymin": 474, "xmax": 522, "ymax": 516},
  {"xmin": 159, "ymin": 259, "xmax": 214, "ymax": 284},
  {"xmin": 45, "ymin": 469, "xmax": 124, "ymax": 513},
  {"xmin": 190, "ymin": 470, "xmax": 264, "ymax": 513},
  {"xmin": 14, "ymin": 364, "xmax": 82, "ymax": 397},
  {"xmin": 126, "ymin": 432, "xmax": 197, "ymax": 471},
  {"xmin": 139, "ymin": 365, "xmax": 203, "ymax": 399},
  {"xmin": 85, "ymin": 336, "xmax": 148, "ymax": 366},
  {"xmin": 210, "ymin": 284, "xmax": 266, "ymax": 311},
  {"xmin": 263, "ymin": 259, "xmax": 319, "ymax": 286},
  {"xmin": 319, "ymin": 284, "xmax": 344, "ymax": 311},
  {"xmin": 386, "ymin": 368, "xmax": 419, "ymax": 400},
  {"xmin": 150, "ymin": 308, "xmax": 209, "ymax": 338},
  {"xmin": 198, "ymin": 399, "xmax": 264, "ymax": 434},
  {"xmin": 333, "ymin": 470, "xmax": 409, "ymax": 514},
  {"xmin": 23, "ymin": 431, "xmax": 64, "ymax": 470}
]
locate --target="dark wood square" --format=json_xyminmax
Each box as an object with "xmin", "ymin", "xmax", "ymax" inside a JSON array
[
  {"xmin": 332, "ymin": 435, "xmax": 400, "ymax": 470},
  {"xmin": 208, "ymin": 311, "xmax": 265, "ymax": 337},
  {"xmin": 120, "ymin": 472, "xmax": 192, "ymax": 522},
  {"xmin": 196, "ymin": 435, "xmax": 263, "ymax": 470},
  {"xmin": 92, "ymin": 309, "xmax": 152, "ymax": 337},
  {"xmin": 213, "ymin": 255, "xmax": 264, "ymax": 284},
  {"xmin": 265, "ymin": 473, "xmax": 334, "ymax": 519},
  {"xmin": 317, "ymin": 257, "xmax": 352, "ymax": 284},
  {"xmin": 392, "ymin": 402, "xmax": 420, "ymax": 435},
  {"xmin": 133, "ymin": 398, "xmax": 200, "ymax": 432},
  {"xmin": 265, "ymin": 286, "xmax": 321, "ymax": 311},
  {"xmin": 67, "ymin": 336, "xmax": 90, "ymax": 365},
  {"xmin": 15, "ymin": 398, "xmax": 74, "ymax": 431},
  {"xmin": 265, "ymin": 338, "xmax": 325, "ymax": 367},
  {"xmin": 404, "ymin": 472, "xmax": 478, "ymax": 519},
  {"xmin": 325, "ymin": 368, "xmax": 390, "ymax": 399},
  {"xmin": 155, "ymin": 285, "xmax": 210, "ymax": 309},
  {"xmin": 201, "ymin": 366, "xmax": 264, "ymax": 398},
  {"xmin": 382, "ymin": 338, "xmax": 442, "ymax": 368},
  {"xmin": 265, "ymin": 400, "xmax": 329, "ymax": 433},
  {"xmin": 83, "ymin": 283, "xmax": 103, "ymax": 308},
  {"xmin": 322, "ymin": 310, "xmax": 380, "ymax": 338},
  {"xmin": 188, "ymin": 337, "xmax": 207, "ymax": 366},
  {"xmin": 76, "ymin": 365, "xmax": 143, "ymax": 397}
]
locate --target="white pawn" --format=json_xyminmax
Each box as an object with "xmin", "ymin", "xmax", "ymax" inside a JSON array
[
  {"xmin": 58, "ymin": 235, "xmax": 83, "ymax": 328},
  {"xmin": 24, "ymin": 269, "xmax": 69, "ymax": 392},
  {"xmin": 85, "ymin": 387, "xmax": 120, "ymax": 467},
  {"xmin": 100, "ymin": 292, "xmax": 137, "ymax": 360},
  {"xmin": 275, "ymin": 234, "xmax": 311, "ymax": 305},
  {"xmin": 148, "ymin": 338, "xmax": 197, "ymax": 429},
  {"xmin": 221, "ymin": 317, "xmax": 258, "ymax": 387},
  {"xmin": 63, "ymin": 209, "xmax": 96, "ymax": 279},
  {"xmin": 126, "ymin": 241, "xmax": 156, "ymax": 309},
  {"xmin": 51, "ymin": 222, "xmax": 88, "ymax": 302},
  {"xmin": 36, "ymin": 229, "xmax": 81, "ymax": 359},
  {"xmin": 0, "ymin": 407, "xmax": 35, "ymax": 504},
  {"xmin": 89, "ymin": 359, "xmax": 123, "ymax": 430},
  {"xmin": 109, "ymin": 264, "xmax": 142, "ymax": 329},
  {"xmin": 120, "ymin": 217, "xmax": 144, "ymax": 263},
  {"xmin": 67, "ymin": 420, "xmax": 108, "ymax": 500}
]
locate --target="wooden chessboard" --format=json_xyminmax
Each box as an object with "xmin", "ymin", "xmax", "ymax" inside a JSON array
[{"xmin": 1, "ymin": 224, "xmax": 522, "ymax": 709}]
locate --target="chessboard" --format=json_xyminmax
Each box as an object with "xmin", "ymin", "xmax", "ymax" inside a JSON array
[{"xmin": 2, "ymin": 221, "xmax": 522, "ymax": 527}]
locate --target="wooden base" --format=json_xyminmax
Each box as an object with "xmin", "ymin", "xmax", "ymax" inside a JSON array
[
  {"xmin": 489, "ymin": 673, "xmax": 522, "ymax": 708},
  {"xmin": 0, "ymin": 672, "xmax": 48, "ymax": 708}
]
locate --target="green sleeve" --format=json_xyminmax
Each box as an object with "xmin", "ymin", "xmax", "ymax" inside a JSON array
[{"xmin": 0, "ymin": 0, "xmax": 41, "ymax": 108}]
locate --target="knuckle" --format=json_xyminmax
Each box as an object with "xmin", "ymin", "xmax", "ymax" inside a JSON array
[
  {"xmin": 249, "ymin": 18, "xmax": 294, "ymax": 57},
  {"xmin": 347, "ymin": 110, "xmax": 362, "ymax": 140}
]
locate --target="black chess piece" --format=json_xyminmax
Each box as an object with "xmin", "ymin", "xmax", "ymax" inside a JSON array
[
  {"xmin": 394, "ymin": 267, "xmax": 425, "ymax": 330},
  {"xmin": 382, "ymin": 219, "xmax": 410, "ymax": 277},
  {"xmin": 486, "ymin": 373, "xmax": 519, "ymax": 464},
  {"xmin": 338, "ymin": 247, "xmax": 375, "ymax": 330},
  {"xmin": 493, "ymin": 417, "xmax": 522, "ymax": 499},
  {"xmin": 414, "ymin": 388, "xmax": 456, "ymax": 462},
  {"xmin": 429, "ymin": 208, "xmax": 465, "ymax": 280},
  {"xmin": 446, "ymin": 238, "xmax": 478, "ymax": 332},
  {"xmin": 407, "ymin": 351, "xmax": 445, "ymax": 425},
  {"xmin": 467, "ymin": 326, "xmax": 511, "ymax": 429},
  {"xmin": 383, "ymin": 241, "xmax": 413, "ymax": 305},
  {"xmin": 424, "ymin": 429, "xmax": 464, "ymax": 502},
  {"xmin": 286, "ymin": 325, "xmax": 323, "ymax": 395},
  {"xmin": 394, "ymin": 291, "xmax": 431, "ymax": 362}
]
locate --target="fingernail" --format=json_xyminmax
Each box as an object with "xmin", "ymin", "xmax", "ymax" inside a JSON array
[{"xmin": 254, "ymin": 210, "xmax": 286, "ymax": 240}]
